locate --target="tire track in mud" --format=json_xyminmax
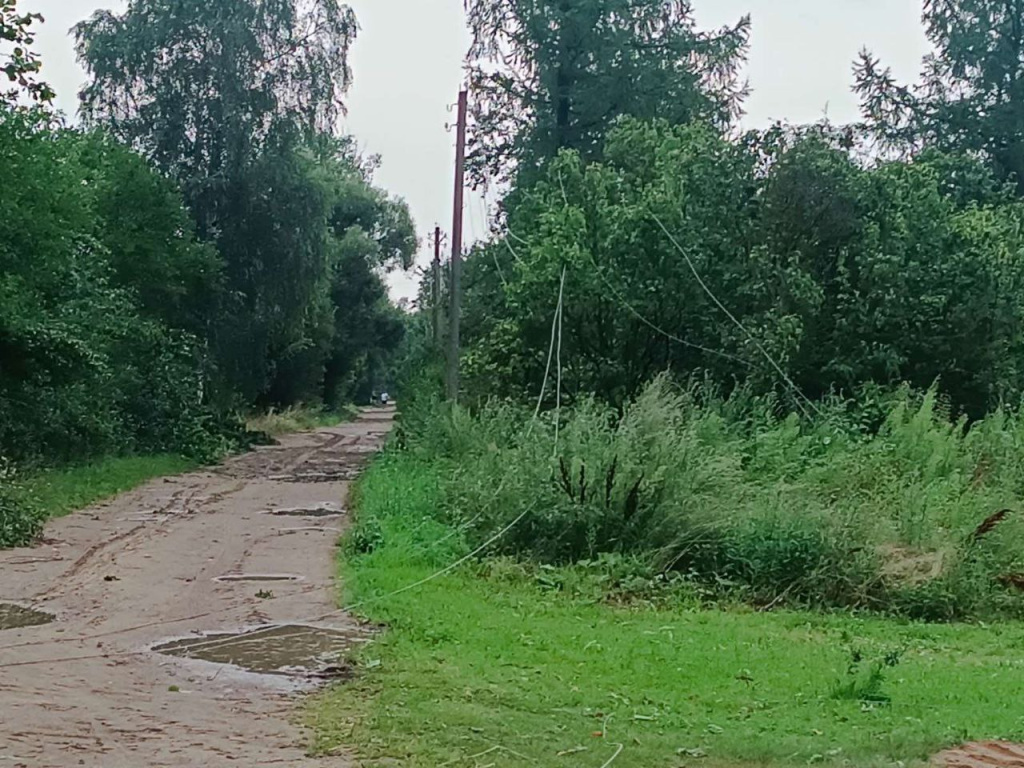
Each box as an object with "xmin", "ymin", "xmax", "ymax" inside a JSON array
[
  {"xmin": 0, "ymin": 408, "xmax": 394, "ymax": 768},
  {"xmin": 35, "ymin": 479, "xmax": 247, "ymax": 603}
]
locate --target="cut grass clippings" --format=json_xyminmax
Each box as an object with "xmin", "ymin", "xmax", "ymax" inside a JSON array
[{"xmin": 309, "ymin": 454, "xmax": 1024, "ymax": 768}]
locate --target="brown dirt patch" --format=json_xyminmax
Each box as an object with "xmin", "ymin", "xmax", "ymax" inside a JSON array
[
  {"xmin": 0, "ymin": 407, "xmax": 393, "ymax": 767},
  {"xmin": 935, "ymin": 741, "xmax": 1024, "ymax": 768}
]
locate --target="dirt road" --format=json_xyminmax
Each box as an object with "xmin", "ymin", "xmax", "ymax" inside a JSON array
[{"xmin": 0, "ymin": 408, "xmax": 393, "ymax": 767}]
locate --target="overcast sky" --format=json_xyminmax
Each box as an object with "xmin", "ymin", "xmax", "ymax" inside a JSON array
[{"xmin": 24, "ymin": 0, "xmax": 930, "ymax": 300}]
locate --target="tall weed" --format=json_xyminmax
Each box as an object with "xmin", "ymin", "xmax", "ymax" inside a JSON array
[
  {"xmin": 0, "ymin": 460, "xmax": 43, "ymax": 548},
  {"xmin": 400, "ymin": 377, "xmax": 1024, "ymax": 619}
]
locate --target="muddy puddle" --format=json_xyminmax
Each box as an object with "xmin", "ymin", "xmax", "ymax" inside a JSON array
[
  {"xmin": 270, "ymin": 502, "xmax": 345, "ymax": 517},
  {"xmin": 0, "ymin": 602, "xmax": 55, "ymax": 630},
  {"xmin": 153, "ymin": 624, "xmax": 372, "ymax": 677},
  {"xmin": 214, "ymin": 574, "xmax": 302, "ymax": 583}
]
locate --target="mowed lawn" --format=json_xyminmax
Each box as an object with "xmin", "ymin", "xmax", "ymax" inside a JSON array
[{"xmin": 308, "ymin": 458, "xmax": 1024, "ymax": 768}]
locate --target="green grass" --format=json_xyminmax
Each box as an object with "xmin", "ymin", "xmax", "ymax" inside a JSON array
[
  {"xmin": 309, "ymin": 453, "xmax": 1024, "ymax": 768},
  {"xmin": 2, "ymin": 405, "xmax": 357, "ymax": 548},
  {"xmin": 388, "ymin": 381, "xmax": 1024, "ymax": 620},
  {"xmin": 246, "ymin": 404, "xmax": 360, "ymax": 437},
  {"xmin": 21, "ymin": 454, "xmax": 198, "ymax": 520}
]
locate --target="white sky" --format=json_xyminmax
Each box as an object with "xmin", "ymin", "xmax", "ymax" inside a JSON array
[{"xmin": 24, "ymin": 0, "xmax": 930, "ymax": 300}]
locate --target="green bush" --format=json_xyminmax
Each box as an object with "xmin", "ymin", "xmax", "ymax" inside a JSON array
[
  {"xmin": 0, "ymin": 461, "xmax": 43, "ymax": 548},
  {"xmin": 461, "ymin": 119, "xmax": 1024, "ymax": 417},
  {"xmin": 0, "ymin": 107, "xmax": 229, "ymax": 464},
  {"xmin": 0, "ymin": 96, "xmax": 416, "ymax": 477}
]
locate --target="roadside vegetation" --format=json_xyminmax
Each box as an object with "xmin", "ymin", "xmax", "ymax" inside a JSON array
[
  {"xmin": 0, "ymin": 0, "xmax": 411, "ymax": 545},
  {"xmin": 312, "ymin": 450, "xmax": 1024, "ymax": 766},
  {"xmin": 0, "ymin": 400, "xmax": 353, "ymax": 548},
  {"xmin": 0, "ymin": 454, "xmax": 199, "ymax": 547},
  {"xmin": 388, "ymin": 380, "xmax": 1024, "ymax": 621},
  {"xmin": 19, "ymin": 455, "xmax": 198, "ymax": 521},
  {"xmin": 10, "ymin": 0, "xmax": 1024, "ymax": 761},
  {"xmin": 246, "ymin": 405, "xmax": 361, "ymax": 438},
  {"xmin": 316, "ymin": 0, "xmax": 1024, "ymax": 764}
]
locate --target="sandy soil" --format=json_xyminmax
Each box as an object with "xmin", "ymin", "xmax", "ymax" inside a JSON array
[
  {"xmin": 935, "ymin": 741, "xmax": 1024, "ymax": 768},
  {"xmin": 0, "ymin": 408, "xmax": 393, "ymax": 767}
]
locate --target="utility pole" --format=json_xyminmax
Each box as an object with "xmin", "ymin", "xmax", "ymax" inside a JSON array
[
  {"xmin": 432, "ymin": 225, "xmax": 442, "ymax": 348},
  {"xmin": 446, "ymin": 89, "xmax": 468, "ymax": 402}
]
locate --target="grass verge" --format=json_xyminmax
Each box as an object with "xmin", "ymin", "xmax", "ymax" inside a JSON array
[
  {"xmin": 22, "ymin": 454, "xmax": 199, "ymax": 520},
  {"xmin": 2, "ymin": 454, "xmax": 198, "ymax": 547},
  {"xmin": 309, "ymin": 452, "xmax": 1024, "ymax": 768},
  {"xmin": 246, "ymin": 404, "xmax": 360, "ymax": 437},
  {"xmin": 1, "ymin": 405, "xmax": 358, "ymax": 549}
]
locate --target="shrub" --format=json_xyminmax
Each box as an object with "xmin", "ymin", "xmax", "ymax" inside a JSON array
[
  {"xmin": 0, "ymin": 107, "xmax": 229, "ymax": 465},
  {"xmin": 462, "ymin": 120, "xmax": 1024, "ymax": 418},
  {"xmin": 399, "ymin": 377, "xmax": 1024, "ymax": 619},
  {"xmin": 0, "ymin": 461, "xmax": 43, "ymax": 548}
]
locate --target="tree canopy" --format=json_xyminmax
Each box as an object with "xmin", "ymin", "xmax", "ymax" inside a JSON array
[
  {"xmin": 75, "ymin": 0, "xmax": 413, "ymax": 408},
  {"xmin": 464, "ymin": 0, "xmax": 750, "ymax": 184},
  {"xmin": 458, "ymin": 120, "xmax": 1024, "ymax": 416},
  {"xmin": 0, "ymin": 108, "xmax": 223, "ymax": 462},
  {"xmin": 856, "ymin": 0, "xmax": 1024, "ymax": 191},
  {"xmin": 1, "ymin": 0, "xmax": 415, "ymax": 471},
  {"xmin": 76, "ymin": 0, "xmax": 358, "ymax": 235},
  {"xmin": 1, "ymin": 0, "xmax": 52, "ymax": 104}
]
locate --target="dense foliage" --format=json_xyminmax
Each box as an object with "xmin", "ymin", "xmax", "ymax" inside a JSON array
[
  {"xmin": 464, "ymin": 0, "xmax": 749, "ymax": 184},
  {"xmin": 0, "ymin": 0, "xmax": 413, "ymax": 546},
  {"xmin": 857, "ymin": 0, "xmax": 1024, "ymax": 192},
  {"xmin": 444, "ymin": 1, "xmax": 1024, "ymax": 419},
  {"xmin": 76, "ymin": 0, "xmax": 356, "ymax": 179},
  {"xmin": 0, "ymin": 109, "xmax": 224, "ymax": 464},
  {"xmin": 75, "ymin": 0, "xmax": 411, "ymax": 406},
  {"xmin": 388, "ymin": 0, "xmax": 1024, "ymax": 622},
  {"xmin": 460, "ymin": 120, "xmax": 1024, "ymax": 416},
  {"xmin": 394, "ymin": 379, "xmax": 1024, "ymax": 620}
]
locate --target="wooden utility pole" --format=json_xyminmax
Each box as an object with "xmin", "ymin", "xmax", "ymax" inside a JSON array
[
  {"xmin": 432, "ymin": 225, "xmax": 443, "ymax": 347},
  {"xmin": 446, "ymin": 89, "xmax": 468, "ymax": 402}
]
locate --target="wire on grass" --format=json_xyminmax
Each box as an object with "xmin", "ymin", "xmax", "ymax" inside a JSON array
[{"xmin": 600, "ymin": 744, "xmax": 625, "ymax": 768}]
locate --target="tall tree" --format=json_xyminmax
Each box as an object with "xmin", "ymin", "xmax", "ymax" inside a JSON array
[
  {"xmin": 75, "ymin": 0, "xmax": 360, "ymax": 402},
  {"xmin": 856, "ymin": 0, "xmax": 1024, "ymax": 191},
  {"xmin": 464, "ymin": 0, "xmax": 750, "ymax": 183},
  {"xmin": 320, "ymin": 150, "xmax": 416, "ymax": 405},
  {"xmin": 458, "ymin": 119, "xmax": 1024, "ymax": 415},
  {"xmin": 0, "ymin": 108, "xmax": 223, "ymax": 463},
  {"xmin": 1, "ymin": 0, "xmax": 53, "ymax": 104},
  {"xmin": 75, "ymin": 0, "xmax": 358, "ymax": 238}
]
